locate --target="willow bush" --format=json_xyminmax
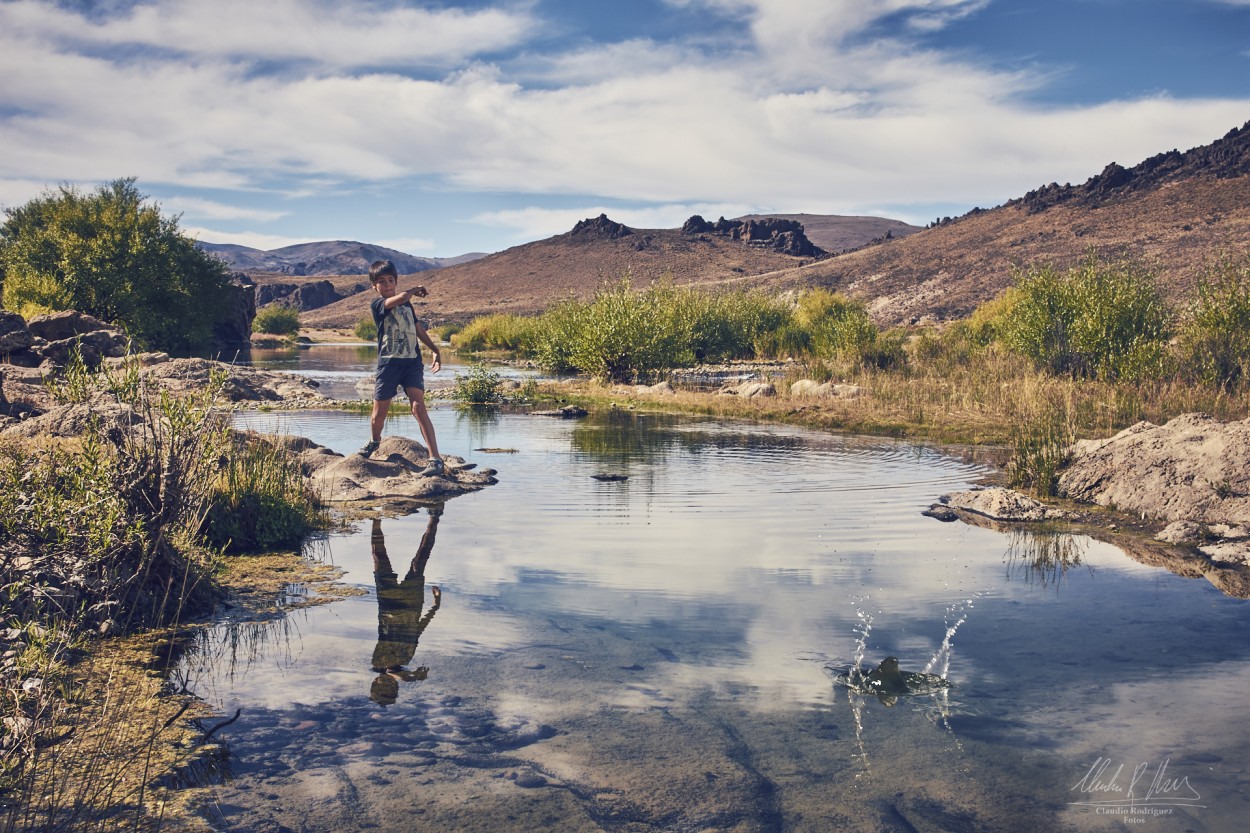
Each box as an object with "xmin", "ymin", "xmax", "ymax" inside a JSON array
[
  {"xmin": 452, "ymin": 313, "xmax": 538, "ymax": 353},
  {"xmin": 992, "ymin": 256, "xmax": 1171, "ymax": 381}
]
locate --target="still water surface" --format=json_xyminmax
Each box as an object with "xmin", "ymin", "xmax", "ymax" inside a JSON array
[{"xmin": 180, "ymin": 348, "xmax": 1250, "ymax": 832}]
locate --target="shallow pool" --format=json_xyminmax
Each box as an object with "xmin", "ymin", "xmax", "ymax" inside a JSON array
[{"xmin": 181, "ymin": 407, "xmax": 1250, "ymax": 832}]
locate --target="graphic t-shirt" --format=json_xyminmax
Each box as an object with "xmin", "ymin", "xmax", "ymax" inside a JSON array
[{"xmin": 371, "ymin": 297, "xmax": 420, "ymax": 364}]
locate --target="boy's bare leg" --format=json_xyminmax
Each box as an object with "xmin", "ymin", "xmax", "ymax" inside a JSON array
[
  {"xmin": 369, "ymin": 398, "xmax": 391, "ymax": 442},
  {"xmin": 405, "ymin": 387, "xmax": 441, "ymax": 461}
]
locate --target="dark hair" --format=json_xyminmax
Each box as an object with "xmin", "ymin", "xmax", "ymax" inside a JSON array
[{"xmin": 369, "ymin": 259, "xmax": 399, "ymax": 284}]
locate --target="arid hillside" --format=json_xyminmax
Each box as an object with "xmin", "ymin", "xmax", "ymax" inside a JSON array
[{"xmin": 749, "ymin": 121, "xmax": 1250, "ymax": 325}]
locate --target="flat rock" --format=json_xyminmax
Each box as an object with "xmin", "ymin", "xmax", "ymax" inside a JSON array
[
  {"xmin": 789, "ymin": 380, "xmax": 864, "ymax": 399},
  {"xmin": 940, "ymin": 487, "xmax": 1070, "ymax": 522},
  {"xmin": 299, "ymin": 436, "xmax": 497, "ymax": 503}
]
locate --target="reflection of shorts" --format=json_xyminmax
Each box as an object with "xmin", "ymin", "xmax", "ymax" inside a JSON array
[{"xmin": 374, "ymin": 359, "xmax": 424, "ymax": 400}]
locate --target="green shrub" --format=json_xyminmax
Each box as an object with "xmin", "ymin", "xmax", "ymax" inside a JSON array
[
  {"xmin": 793, "ymin": 289, "xmax": 879, "ymax": 362},
  {"xmin": 453, "ymin": 313, "xmax": 538, "ymax": 353},
  {"xmin": 202, "ymin": 434, "xmax": 321, "ymax": 552},
  {"xmin": 451, "ymin": 365, "xmax": 505, "ymax": 405},
  {"xmin": 355, "ymin": 315, "xmax": 377, "ymax": 342},
  {"xmin": 253, "ymin": 305, "xmax": 301, "ymax": 335},
  {"xmin": 993, "ymin": 256, "xmax": 1171, "ymax": 381},
  {"xmin": 0, "ymin": 178, "xmax": 231, "ymax": 353},
  {"xmin": 1179, "ymin": 253, "xmax": 1250, "ymax": 390}
]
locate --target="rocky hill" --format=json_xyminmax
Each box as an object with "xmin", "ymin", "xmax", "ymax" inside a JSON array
[
  {"xmin": 301, "ymin": 214, "xmax": 837, "ymax": 328},
  {"xmin": 199, "ymin": 240, "xmax": 486, "ymax": 277},
  {"xmin": 749, "ymin": 121, "xmax": 1250, "ymax": 325}
]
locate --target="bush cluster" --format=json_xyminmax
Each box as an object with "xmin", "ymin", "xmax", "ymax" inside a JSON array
[{"xmin": 253, "ymin": 305, "xmax": 301, "ymax": 336}]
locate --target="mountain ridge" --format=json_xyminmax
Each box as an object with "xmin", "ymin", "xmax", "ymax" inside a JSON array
[{"xmin": 198, "ymin": 240, "xmax": 486, "ymax": 277}]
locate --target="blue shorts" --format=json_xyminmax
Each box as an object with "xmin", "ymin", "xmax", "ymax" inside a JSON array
[{"xmin": 374, "ymin": 359, "xmax": 424, "ymax": 401}]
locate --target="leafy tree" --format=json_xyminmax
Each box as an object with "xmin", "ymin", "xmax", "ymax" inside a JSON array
[{"xmin": 0, "ymin": 178, "xmax": 231, "ymax": 353}]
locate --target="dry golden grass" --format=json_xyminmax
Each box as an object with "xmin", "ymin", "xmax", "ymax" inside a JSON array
[{"xmin": 554, "ymin": 347, "xmax": 1250, "ymax": 450}]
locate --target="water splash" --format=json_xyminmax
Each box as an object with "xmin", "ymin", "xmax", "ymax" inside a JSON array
[
  {"xmin": 849, "ymin": 594, "xmax": 873, "ymax": 685},
  {"xmin": 923, "ymin": 592, "xmax": 983, "ymax": 678}
]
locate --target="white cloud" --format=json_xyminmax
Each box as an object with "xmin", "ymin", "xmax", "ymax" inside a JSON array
[
  {"xmin": 160, "ymin": 196, "xmax": 288, "ymax": 223},
  {"xmin": 181, "ymin": 226, "xmax": 317, "ymax": 250},
  {"xmin": 374, "ymin": 237, "xmax": 438, "ymax": 255},
  {"xmin": 0, "ymin": 178, "xmax": 61, "ymax": 211},
  {"xmin": 0, "ymin": 0, "xmax": 538, "ymax": 69},
  {"xmin": 1, "ymin": 0, "xmax": 1247, "ymax": 245}
]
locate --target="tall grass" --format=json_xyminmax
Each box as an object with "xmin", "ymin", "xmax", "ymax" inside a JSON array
[
  {"xmin": 1178, "ymin": 252, "xmax": 1250, "ymax": 391},
  {"xmin": 451, "ymin": 313, "xmax": 537, "ymax": 353},
  {"xmin": 1, "ymin": 349, "xmax": 324, "ymax": 830}
]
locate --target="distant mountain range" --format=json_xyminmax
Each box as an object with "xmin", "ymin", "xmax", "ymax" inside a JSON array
[{"xmin": 197, "ymin": 240, "xmax": 486, "ymax": 276}]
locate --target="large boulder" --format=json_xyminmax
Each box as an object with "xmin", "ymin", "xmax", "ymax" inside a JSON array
[
  {"xmin": 0, "ymin": 311, "xmax": 33, "ymax": 354},
  {"xmin": 26, "ymin": 310, "xmax": 112, "ymax": 342},
  {"xmin": 255, "ymin": 282, "xmax": 300, "ymax": 306},
  {"xmin": 937, "ymin": 487, "xmax": 1071, "ymax": 522},
  {"xmin": 287, "ymin": 280, "xmax": 341, "ymax": 311}
]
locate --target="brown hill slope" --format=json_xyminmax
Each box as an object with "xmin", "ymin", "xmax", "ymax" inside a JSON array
[
  {"xmin": 748, "ymin": 121, "xmax": 1250, "ymax": 325},
  {"xmin": 302, "ymin": 214, "xmax": 828, "ymax": 328}
]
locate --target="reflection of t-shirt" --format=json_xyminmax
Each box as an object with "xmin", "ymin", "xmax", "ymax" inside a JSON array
[{"xmin": 371, "ymin": 297, "xmax": 420, "ymax": 364}]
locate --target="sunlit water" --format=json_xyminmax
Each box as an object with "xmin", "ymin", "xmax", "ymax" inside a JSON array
[{"xmin": 178, "ymin": 349, "xmax": 1250, "ymax": 832}]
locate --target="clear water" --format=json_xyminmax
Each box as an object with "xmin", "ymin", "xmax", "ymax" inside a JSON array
[
  {"xmin": 178, "ymin": 351, "xmax": 1250, "ymax": 832},
  {"xmin": 242, "ymin": 344, "xmax": 536, "ymax": 400}
]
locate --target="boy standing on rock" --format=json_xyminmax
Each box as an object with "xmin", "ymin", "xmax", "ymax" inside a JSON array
[{"xmin": 358, "ymin": 259, "xmax": 444, "ymax": 477}]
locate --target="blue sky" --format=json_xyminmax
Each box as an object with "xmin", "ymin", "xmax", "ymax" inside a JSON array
[{"xmin": 1, "ymin": 0, "xmax": 1248, "ymax": 257}]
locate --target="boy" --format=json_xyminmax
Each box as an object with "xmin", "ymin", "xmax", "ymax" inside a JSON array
[{"xmin": 359, "ymin": 259, "xmax": 444, "ymax": 477}]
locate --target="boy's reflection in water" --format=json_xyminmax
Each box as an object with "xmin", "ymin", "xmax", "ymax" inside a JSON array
[{"xmin": 369, "ymin": 504, "xmax": 443, "ymax": 706}]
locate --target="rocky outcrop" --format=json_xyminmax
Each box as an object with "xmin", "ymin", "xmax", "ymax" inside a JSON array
[
  {"xmin": 294, "ymin": 435, "xmax": 497, "ymax": 505},
  {"xmin": 1013, "ymin": 119, "xmax": 1250, "ymax": 213},
  {"xmin": 681, "ymin": 215, "xmax": 825, "ymax": 257},
  {"xmin": 256, "ymin": 282, "xmax": 300, "ymax": 306},
  {"xmin": 0, "ymin": 311, "xmax": 33, "ymax": 354},
  {"xmin": 142, "ymin": 358, "xmax": 329, "ymax": 406},
  {"xmin": 287, "ymin": 280, "xmax": 341, "ymax": 311},
  {"xmin": 211, "ymin": 273, "xmax": 257, "ymax": 359},
  {"xmin": 571, "ymin": 214, "xmax": 633, "ymax": 240},
  {"xmin": 1059, "ymin": 413, "xmax": 1250, "ymax": 565},
  {"xmin": 255, "ymin": 279, "xmax": 342, "ymax": 312},
  {"xmin": 1059, "ymin": 414, "xmax": 1250, "ymax": 526}
]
